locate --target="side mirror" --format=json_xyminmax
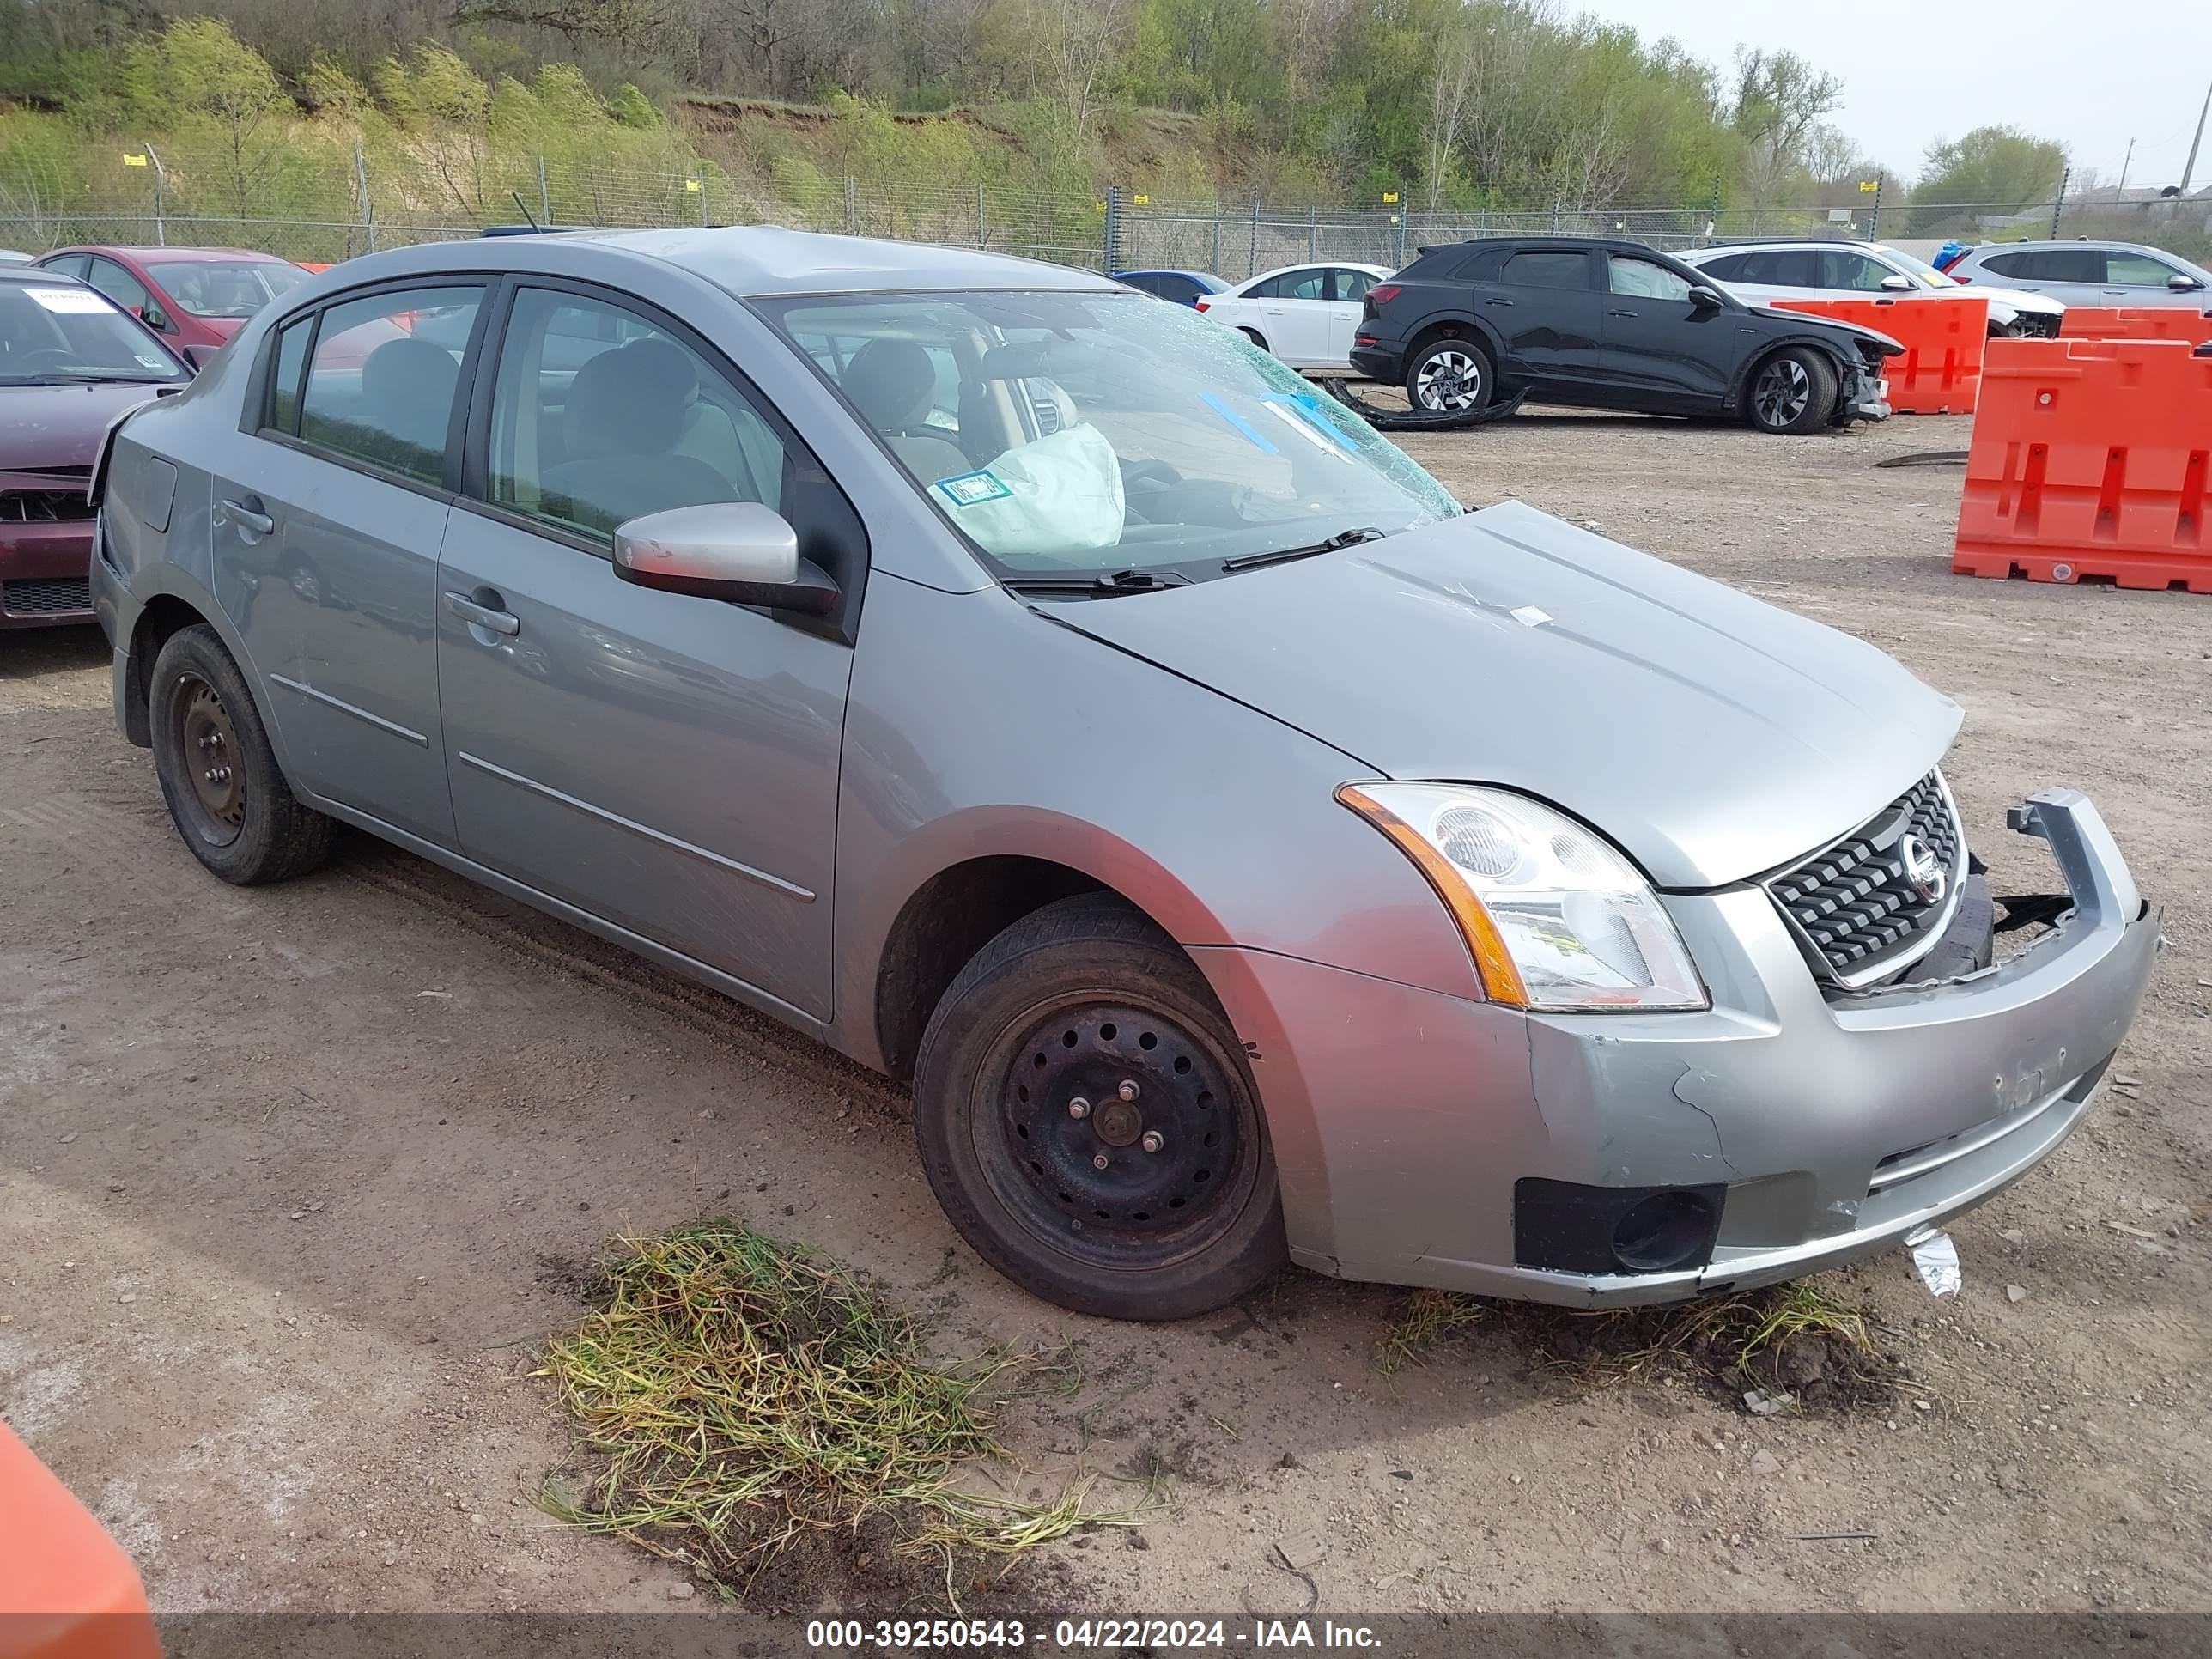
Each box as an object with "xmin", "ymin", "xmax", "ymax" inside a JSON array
[
  {"xmin": 140, "ymin": 303, "xmax": 172, "ymax": 332},
  {"xmin": 612, "ymin": 501, "xmax": 838, "ymax": 615},
  {"xmin": 1879, "ymin": 273, "xmax": 1914, "ymax": 292},
  {"xmin": 181, "ymin": 343, "xmax": 218, "ymax": 372},
  {"xmin": 2168, "ymin": 273, "xmax": 2203, "ymax": 292},
  {"xmin": 1686, "ymin": 284, "xmax": 1724, "ymax": 310}
]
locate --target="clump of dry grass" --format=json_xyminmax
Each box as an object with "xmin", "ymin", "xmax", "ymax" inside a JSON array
[
  {"xmin": 1374, "ymin": 1288, "xmax": 1486, "ymax": 1373},
  {"xmin": 538, "ymin": 1222, "xmax": 1147, "ymax": 1599}
]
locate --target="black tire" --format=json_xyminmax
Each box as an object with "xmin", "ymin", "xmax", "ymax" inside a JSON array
[
  {"xmin": 1237, "ymin": 326, "xmax": 1269, "ymax": 351},
  {"xmin": 913, "ymin": 895, "xmax": 1287, "ymax": 1321},
  {"xmin": 1405, "ymin": 335, "xmax": 1495, "ymax": 416},
  {"xmin": 149, "ymin": 623, "xmax": 331, "ymax": 885},
  {"xmin": 1742, "ymin": 347, "xmax": 1837, "ymax": 435}
]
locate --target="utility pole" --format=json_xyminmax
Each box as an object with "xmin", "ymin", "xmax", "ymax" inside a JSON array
[
  {"xmin": 141, "ymin": 143, "xmax": 167, "ymax": 246},
  {"xmin": 2183, "ymin": 76, "xmax": 2212, "ymax": 198},
  {"xmin": 2051, "ymin": 165, "xmax": 2069, "ymax": 238},
  {"xmin": 2116, "ymin": 138, "xmax": 2135, "ymax": 202}
]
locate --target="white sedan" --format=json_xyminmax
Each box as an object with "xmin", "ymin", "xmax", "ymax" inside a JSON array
[
  {"xmin": 1198, "ymin": 262, "xmax": 1397, "ymax": 370},
  {"xmin": 1677, "ymin": 240, "xmax": 2064, "ymax": 337}
]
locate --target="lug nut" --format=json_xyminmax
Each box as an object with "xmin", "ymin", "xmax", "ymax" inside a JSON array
[
  {"xmin": 1140, "ymin": 1130, "xmax": 1164, "ymax": 1153},
  {"xmin": 1067, "ymin": 1097, "xmax": 1091, "ymax": 1121},
  {"xmin": 1091, "ymin": 1152, "xmax": 1109, "ymax": 1170},
  {"xmin": 1117, "ymin": 1079, "xmax": 1141, "ymax": 1103}
]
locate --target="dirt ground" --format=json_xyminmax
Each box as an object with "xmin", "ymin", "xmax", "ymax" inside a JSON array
[{"xmin": 3, "ymin": 410, "xmax": 2208, "ymax": 1629}]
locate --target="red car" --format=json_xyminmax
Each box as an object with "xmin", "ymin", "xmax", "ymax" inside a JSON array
[
  {"xmin": 2, "ymin": 267, "xmax": 190, "ymax": 628},
  {"xmin": 32, "ymin": 245, "xmax": 309, "ymax": 369}
]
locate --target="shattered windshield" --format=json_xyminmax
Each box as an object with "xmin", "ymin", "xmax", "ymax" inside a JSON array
[{"xmin": 763, "ymin": 289, "xmax": 1460, "ymax": 580}]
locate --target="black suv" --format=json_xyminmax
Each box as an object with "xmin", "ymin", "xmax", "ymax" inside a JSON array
[{"xmin": 1350, "ymin": 237, "xmax": 1901, "ymax": 434}]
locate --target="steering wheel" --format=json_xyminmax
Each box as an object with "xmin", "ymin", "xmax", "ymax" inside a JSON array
[{"xmin": 7, "ymin": 349, "xmax": 80, "ymax": 374}]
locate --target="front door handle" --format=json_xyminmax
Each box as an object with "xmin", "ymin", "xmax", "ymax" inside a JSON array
[
  {"xmin": 1607, "ymin": 307, "xmax": 1639, "ymax": 318},
  {"xmin": 443, "ymin": 590, "xmax": 520, "ymax": 637},
  {"xmin": 218, "ymin": 496, "xmax": 275, "ymax": 536},
  {"xmin": 1482, "ymin": 296, "xmax": 1516, "ymax": 307}
]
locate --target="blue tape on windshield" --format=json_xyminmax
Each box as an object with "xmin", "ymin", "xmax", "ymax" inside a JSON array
[
  {"xmin": 1265, "ymin": 392, "xmax": 1359, "ymax": 451},
  {"xmin": 1200, "ymin": 391, "xmax": 1278, "ymax": 454}
]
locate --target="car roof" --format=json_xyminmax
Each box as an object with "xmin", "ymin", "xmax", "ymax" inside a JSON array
[
  {"xmin": 1115, "ymin": 268, "xmax": 1225, "ymax": 283},
  {"xmin": 540, "ymin": 226, "xmax": 1117, "ymax": 297},
  {"xmin": 43, "ymin": 245, "xmax": 289, "ymax": 264},
  {"xmin": 1680, "ymin": 240, "xmax": 1881, "ymax": 256},
  {"xmin": 0, "ymin": 265, "xmax": 90, "ymax": 285}
]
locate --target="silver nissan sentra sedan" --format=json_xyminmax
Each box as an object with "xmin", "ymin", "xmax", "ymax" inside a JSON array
[{"xmin": 88, "ymin": 228, "xmax": 2159, "ymax": 1321}]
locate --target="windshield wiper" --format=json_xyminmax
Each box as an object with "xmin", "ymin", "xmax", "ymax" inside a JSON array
[
  {"xmin": 1221, "ymin": 526, "xmax": 1386, "ymax": 573},
  {"xmin": 1003, "ymin": 568, "xmax": 1190, "ymax": 599},
  {"xmin": 21, "ymin": 372, "xmax": 178, "ymax": 386}
]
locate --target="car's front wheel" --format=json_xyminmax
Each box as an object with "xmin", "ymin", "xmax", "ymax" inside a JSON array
[
  {"xmin": 149, "ymin": 623, "xmax": 331, "ymax": 885},
  {"xmin": 1406, "ymin": 337, "xmax": 1494, "ymax": 416},
  {"xmin": 1742, "ymin": 347, "xmax": 1837, "ymax": 435},
  {"xmin": 913, "ymin": 895, "xmax": 1286, "ymax": 1321}
]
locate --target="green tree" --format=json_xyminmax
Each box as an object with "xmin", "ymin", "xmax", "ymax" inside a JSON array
[
  {"xmin": 125, "ymin": 17, "xmax": 291, "ymax": 218},
  {"xmin": 1910, "ymin": 125, "xmax": 2066, "ymax": 232}
]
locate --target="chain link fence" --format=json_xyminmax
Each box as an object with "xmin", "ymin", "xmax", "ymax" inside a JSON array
[{"xmin": 4, "ymin": 145, "xmax": 2207, "ymax": 276}]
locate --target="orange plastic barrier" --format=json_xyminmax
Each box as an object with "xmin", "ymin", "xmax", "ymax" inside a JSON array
[
  {"xmin": 2057, "ymin": 306, "xmax": 2212, "ymax": 345},
  {"xmin": 0, "ymin": 1425, "xmax": 161, "ymax": 1659},
  {"xmin": 1954, "ymin": 337, "xmax": 2212, "ymax": 593},
  {"xmin": 1773, "ymin": 295, "xmax": 1989, "ymax": 414}
]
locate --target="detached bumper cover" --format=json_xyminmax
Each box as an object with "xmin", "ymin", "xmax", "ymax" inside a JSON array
[{"xmin": 1197, "ymin": 790, "xmax": 2156, "ymax": 1306}]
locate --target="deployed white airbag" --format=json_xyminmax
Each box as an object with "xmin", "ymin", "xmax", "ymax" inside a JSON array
[{"xmin": 929, "ymin": 422, "xmax": 1127, "ymax": 563}]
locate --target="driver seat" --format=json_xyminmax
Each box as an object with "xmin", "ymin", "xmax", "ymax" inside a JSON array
[{"xmin": 840, "ymin": 338, "xmax": 969, "ymax": 481}]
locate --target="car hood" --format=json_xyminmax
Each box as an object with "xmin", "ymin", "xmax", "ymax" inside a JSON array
[
  {"xmin": 0, "ymin": 381, "xmax": 168, "ymax": 475},
  {"xmin": 1050, "ymin": 501, "xmax": 1961, "ymax": 888},
  {"xmin": 1950, "ymin": 283, "xmax": 2063, "ymax": 315}
]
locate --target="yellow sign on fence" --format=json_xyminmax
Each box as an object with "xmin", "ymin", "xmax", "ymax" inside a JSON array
[
  {"xmin": 1859, "ymin": 179, "xmax": 1879, "ymax": 193},
  {"xmin": 1133, "ymin": 193, "xmax": 1149, "ymax": 205},
  {"xmin": 1382, "ymin": 191, "xmax": 1399, "ymax": 204},
  {"xmin": 684, "ymin": 179, "xmax": 701, "ymax": 192},
  {"xmin": 122, "ymin": 152, "xmax": 148, "ymax": 167}
]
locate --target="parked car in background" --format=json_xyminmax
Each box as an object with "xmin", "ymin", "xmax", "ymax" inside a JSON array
[
  {"xmin": 1113, "ymin": 268, "xmax": 1230, "ymax": 307},
  {"xmin": 1198, "ymin": 261, "xmax": 1396, "ymax": 369},
  {"xmin": 92, "ymin": 228, "xmax": 2153, "ymax": 1322},
  {"xmin": 1354, "ymin": 236, "xmax": 1899, "ymax": 433},
  {"xmin": 2, "ymin": 266, "xmax": 189, "ymax": 628},
  {"xmin": 0, "ymin": 249, "xmax": 32, "ymax": 265},
  {"xmin": 1678, "ymin": 240, "xmax": 2064, "ymax": 337},
  {"xmin": 33, "ymin": 246, "xmax": 310, "ymax": 368},
  {"xmin": 1943, "ymin": 240, "xmax": 2212, "ymax": 309}
]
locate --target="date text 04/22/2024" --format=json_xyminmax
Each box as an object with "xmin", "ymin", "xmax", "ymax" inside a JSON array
[{"xmin": 805, "ymin": 1618, "xmax": 1386, "ymax": 1650}]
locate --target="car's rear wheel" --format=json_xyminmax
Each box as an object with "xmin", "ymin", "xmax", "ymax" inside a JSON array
[
  {"xmin": 1743, "ymin": 347, "xmax": 1836, "ymax": 435},
  {"xmin": 149, "ymin": 624, "xmax": 331, "ymax": 885},
  {"xmin": 1238, "ymin": 326, "xmax": 1269, "ymax": 351},
  {"xmin": 1406, "ymin": 337, "xmax": 1494, "ymax": 415},
  {"xmin": 913, "ymin": 895, "xmax": 1286, "ymax": 1321}
]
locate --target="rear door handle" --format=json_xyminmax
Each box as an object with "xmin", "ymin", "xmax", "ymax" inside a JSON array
[
  {"xmin": 443, "ymin": 590, "xmax": 520, "ymax": 637},
  {"xmin": 1607, "ymin": 308, "xmax": 1639, "ymax": 318},
  {"xmin": 218, "ymin": 497, "xmax": 275, "ymax": 536}
]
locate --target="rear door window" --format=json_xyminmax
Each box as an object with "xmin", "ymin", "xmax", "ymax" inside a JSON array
[
  {"xmin": 1738, "ymin": 250, "xmax": 1819, "ymax": 286},
  {"xmin": 1698, "ymin": 253, "xmax": 1748, "ymax": 282},
  {"xmin": 1503, "ymin": 251, "xmax": 1593, "ymax": 290},
  {"xmin": 295, "ymin": 284, "xmax": 484, "ymax": 488}
]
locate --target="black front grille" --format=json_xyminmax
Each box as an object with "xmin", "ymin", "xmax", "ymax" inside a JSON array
[
  {"xmin": 1, "ymin": 575, "xmax": 93, "ymax": 617},
  {"xmin": 1, "ymin": 489, "xmax": 95, "ymax": 523},
  {"xmin": 1766, "ymin": 770, "xmax": 1964, "ymax": 984}
]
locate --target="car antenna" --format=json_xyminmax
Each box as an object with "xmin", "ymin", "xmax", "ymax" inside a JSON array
[{"xmin": 510, "ymin": 191, "xmax": 541, "ymax": 233}]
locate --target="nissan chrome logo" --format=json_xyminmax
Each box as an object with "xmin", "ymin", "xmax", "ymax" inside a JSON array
[{"xmin": 1899, "ymin": 834, "xmax": 1947, "ymax": 905}]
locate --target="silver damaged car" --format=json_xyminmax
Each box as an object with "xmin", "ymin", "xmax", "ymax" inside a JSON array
[{"xmin": 88, "ymin": 228, "xmax": 2160, "ymax": 1320}]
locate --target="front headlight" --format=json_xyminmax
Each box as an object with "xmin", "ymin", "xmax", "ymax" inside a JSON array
[{"xmin": 1339, "ymin": 782, "xmax": 1709, "ymax": 1012}]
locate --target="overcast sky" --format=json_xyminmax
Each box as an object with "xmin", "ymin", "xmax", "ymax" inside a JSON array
[{"xmin": 1573, "ymin": 0, "xmax": 2212, "ymax": 188}]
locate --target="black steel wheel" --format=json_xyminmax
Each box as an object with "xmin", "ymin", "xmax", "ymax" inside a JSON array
[
  {"xmin": 149, "ymin": 623, "xmax": 331, "ymax": 885},
  {"xmin": 1743, "ymin": 347, "xmax": 1836, "ymax": 435},
  {"xmin": 1406, "ymin": 337, "xmax": 1494, "ymax": 415},
  {"xmin": 914, "ymin": 896, "xmax": 1285, "ymax": 1320}
]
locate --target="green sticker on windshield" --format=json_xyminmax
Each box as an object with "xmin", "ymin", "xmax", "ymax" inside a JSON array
[{"xmin": 934, "ymin": 469, "xmax": 1012, "ymax": 507}]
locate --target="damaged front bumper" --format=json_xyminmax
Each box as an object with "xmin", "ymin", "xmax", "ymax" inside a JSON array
[
  {"xmin": 1838, "ymin": 359, "xmax": 1893, "ymax": 425},
  {"xmin": 1198, "ymin": 790, "xmax": 2158, "ymax": 1306}
]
